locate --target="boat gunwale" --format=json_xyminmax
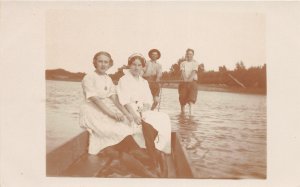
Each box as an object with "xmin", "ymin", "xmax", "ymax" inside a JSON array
[{"xmin": 46, "ymin": 131, "xmax": 194, "ymax": 178}]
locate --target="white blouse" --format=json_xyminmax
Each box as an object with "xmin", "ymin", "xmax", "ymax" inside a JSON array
[
  {"xmin": 180, "ymin": 60, "xmax": 198, "ymax": 80},
  {"xmin": 117, "ymin": 70, "xmax": 172, "ymax": 154},
  {"xmin": 143, "ymin": 60, "xmax": 162, "ymax": 77},
  {"xmin": 117, "ymin": 70, "xmax": 153, "ymax": 107},
  {"xmin": 82, "ymin": 71, "xmax": 116, "ymax": 102}
]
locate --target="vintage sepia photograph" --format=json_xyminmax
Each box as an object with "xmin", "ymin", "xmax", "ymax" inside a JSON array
[
  {"xmin": 3, "ymin": 1, "xmax": 300, "ymax": 187},
  {"xmin": 45, "ymin": 2, "xmax": 267, "ymax": 179}
]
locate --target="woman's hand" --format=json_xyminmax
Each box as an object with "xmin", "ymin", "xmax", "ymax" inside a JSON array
[
  {"xmin": 124, "ymin": 103, "xmax": 142, "ymax": 125},
  {"xmin": 125, "ymin": 113, "xmax": 134, "ymax": 123},
  {"xmin": 111, "ymin": 112, "xmax": 125, "ymax": 121},
  {"xmin": 142, "ymin": 103, "xmax": 151, "ymax": 112},
  {"xmin": 133, "ymin": 114, "xmax": 142, "ymax": 125}
]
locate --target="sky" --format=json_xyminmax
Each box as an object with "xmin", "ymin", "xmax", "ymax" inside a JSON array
[{"xmin": 46, "ymin": 2, "xmax": 265, "ymax": 74}]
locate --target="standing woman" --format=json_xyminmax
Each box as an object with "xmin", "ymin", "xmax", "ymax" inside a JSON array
[
  {"xmin": 142, "ymin": 49, "xmax": 163, "ymax": 110},
  {"xmin": 117, "ymin": 53, "xmax": 172, "ymax": 176},
  {"xmin": 178, "ymin": 48, "xmax": 199, "ymax": 114},
  {"xmin": 79, "ymin": 51, "xmax": 134, "ymax": 155}
]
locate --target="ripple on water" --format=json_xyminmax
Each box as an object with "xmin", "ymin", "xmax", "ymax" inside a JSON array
[
  {"xmin": 46, "ymin": 82, "xmax": 266, "ymax": 179},
  {"xmin": 159, "ymin": 89, "xmax": 266, "ymax": 179}
]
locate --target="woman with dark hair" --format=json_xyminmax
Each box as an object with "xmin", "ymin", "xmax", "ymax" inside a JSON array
[
  {"xmin": 143, "ymin": 49, "xmax": 162, "ymax": 110},
  {"xmin": 117, "ymin": 53, "xmax": 171, "ymax": 177}
]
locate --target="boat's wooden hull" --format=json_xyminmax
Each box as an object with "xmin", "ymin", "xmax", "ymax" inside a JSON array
[{"xmin": 46, "ymin": 131, "xmax": 194, "ymax": 178}]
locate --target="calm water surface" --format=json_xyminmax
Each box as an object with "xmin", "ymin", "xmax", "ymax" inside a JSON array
[{"xmin": 46, "ymin": 80, "xmax": 266, "ymax": 179}]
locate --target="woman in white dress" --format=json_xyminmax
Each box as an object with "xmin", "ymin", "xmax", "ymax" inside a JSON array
[
  {"xmin": 79, "ymin": 51, "xmax": 157, "ymax": 177},
  {"xmin": 117, "ymin": 53, "xmax": 172, "ymax": 176},
  {"xmin": 79, "ymin": 51, "xmax": 135, "ymax": 155}
]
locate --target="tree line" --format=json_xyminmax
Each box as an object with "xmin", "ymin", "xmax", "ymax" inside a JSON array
[
  {"xmin": 46, "ymin": 59, "xmax": 266, "ymax": 90},
  {"xmin": 110, "ymin": 59, "xmax": 266, "ymax": 89}
]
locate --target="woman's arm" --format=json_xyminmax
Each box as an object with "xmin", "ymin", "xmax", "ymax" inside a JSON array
[
  {"xmin": 181, "ymin": 70, "xmax": 188, "ymax": 81},
  {"xmin": 110, "ymin": 94, "xmax": 133, "ymax": 122},
  {"xmin": 187, "ymin": 62, "xmax": 198, "ymax": 81},
  {"xmin": 89, "ymin": 96, "xmax": 124, "ymax": 121},
  {"xmin": 117, "ymin": 75, "xmax": 142, "ymax": 124},
  {"xmin": 187, "ymin": 70, "xmax": 197, "ymax": 81},
  {"xmin": 180, "ymin": 63, "xmax": 188, "ymax": 81},
  {"xmin": 82, "ymin": 75, "xmax": 123, "ymax": 121},
  {"xmin": 143, "ymin": 81, "xmax": 153, "ymax": 111},
  {"xmin": 143, "ymin": 62, "xmax": 148, "ymax": 75},
  {"xmin": 124, "ymin": 103, "xmax": 142, "ymax": 125},
  {"xmin": 156, "ymin": 64, "xmax": 162, "ymax": 82}
]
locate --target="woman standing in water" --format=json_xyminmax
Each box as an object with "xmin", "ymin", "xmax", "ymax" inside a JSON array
[
  {"xmin": 142, "ymin": 49, "xmax": 163, "ymax": 110},
  {"xmin": 178, "ymin": 48, "xmax": 199, "ymax": 115}
]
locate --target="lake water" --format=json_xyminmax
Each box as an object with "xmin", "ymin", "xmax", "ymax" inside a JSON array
[{"xmin": 46, "ymin": 80, "xmax": 266, "ymax": 179}]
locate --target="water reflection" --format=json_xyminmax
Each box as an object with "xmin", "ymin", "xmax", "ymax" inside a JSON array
[
  {"xmin": 173, "ymin": 113, "xmax": 210, "ymax": 159},
  {"xmin": 173, "ymin": 114, "xmax": 198, "ymax": 145},
  {"xmin": 160, "ymin": 88, "xmax": 266, "ymax": 179},
  {"xmin": 47, "ymin": 81, "xmax": 266, "ymax": 178}
]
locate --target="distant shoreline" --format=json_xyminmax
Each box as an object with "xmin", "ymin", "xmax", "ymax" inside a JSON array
[
  {"xmin": 163, "ymin": 83, "xmax": 266, "ymax": 95},
  {"xmin": 46, "ymin": 78, "xmax": 266, "ymax": 95}
]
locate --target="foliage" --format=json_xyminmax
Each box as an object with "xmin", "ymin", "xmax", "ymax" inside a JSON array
[
  {"xmin": 46, "ymin": 60, "xmax": 266, "ymax": 90},
  {"xmin": 45, "ymin": 69, "xmax": 85, "ymax": 81},
  {"xmin": 109, "ymin": 65, "xmax": 127, "ymax": 82},
  {"xmin": 160, "ymin": 58, "xmax": 266, "ymax": 89}
]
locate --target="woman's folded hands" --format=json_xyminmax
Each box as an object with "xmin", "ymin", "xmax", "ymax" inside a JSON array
[{"xmin": 110, "ymin": 112, "xmax": 125, "ymax": 121}]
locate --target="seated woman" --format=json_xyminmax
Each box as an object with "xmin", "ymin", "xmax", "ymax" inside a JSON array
[
  {"xmin": 79, "ymin": 51, "xmax": 157, "ymax": 177},
  {"xmin": 117, "ymin": 53, "xmax": 172, "ymax": 176}
]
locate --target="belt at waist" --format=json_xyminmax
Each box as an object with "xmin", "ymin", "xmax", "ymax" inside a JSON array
[{"xmin": 143, "ymin": 75, "xmax": 157, "ymax": 81}]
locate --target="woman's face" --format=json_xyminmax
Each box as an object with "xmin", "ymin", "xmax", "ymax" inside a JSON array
[
  {"xmin": 94, "ymin": 54, "xmax": 111, "ymax": 74},
  {"xmin": 129, "ymin": 58, "xmax": 143, "ymax": 77},
  {"xmin": 186, "ymin": 51, "xmax": 194, "ymax": 61},
  {"xmin": 150, "ymin": 52, "xmax": 159, "ymax": 61}
]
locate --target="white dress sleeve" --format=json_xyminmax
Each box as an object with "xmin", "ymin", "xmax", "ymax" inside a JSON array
[
  {"xmin": 192, "ymin": 61, "xmax": 198, "ymax": 71},
  {"xmin": 156, "ymin": 63, "xmax": 162, "ymax": 78},
  {"xmin": 143, "ymin": 80, "xmax": 153, "ymax": 105},
  {"xmin": 107, "ymin": 76, "xmax": 117, "ymax": 97},
  {"xmin": 82, "ymin": 74, "xmax": 97, "ymax": 101},
  {"xmin": 116, "ymin": 76, "xmax": 131, "ymax": 106},
  {"xmin": 180, "ymin": 61, "xmax": 185, "ymax": 71},
  {"xmin": 141, "ymin": 62, "xmax": 149, "ymax": 77}
]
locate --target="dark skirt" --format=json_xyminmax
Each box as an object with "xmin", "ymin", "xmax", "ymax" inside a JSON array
[
  {"xmin": 144, "ymin": 76, "xmax": 160, "ymax": 97},
  {"xmin": 178, "ymin": 81, "xmax": 198, "ymax": 106}
]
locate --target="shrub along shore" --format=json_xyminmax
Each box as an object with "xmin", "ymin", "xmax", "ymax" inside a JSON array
[{"xmin": 46, "ymin": 60, "xmax": 266, "ymax": 96}]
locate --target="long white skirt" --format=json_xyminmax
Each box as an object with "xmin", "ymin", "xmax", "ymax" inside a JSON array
[
  {"xmin": 131, "ymin": 110, "xmax": 172, "ymax": 154},
  {"xmin": 80, "ymin": 99, "xmax": 172, "ymax": 155},
  {"xmin": 79, "ymin": 99, "xmax": 133, "ymax": 155}
]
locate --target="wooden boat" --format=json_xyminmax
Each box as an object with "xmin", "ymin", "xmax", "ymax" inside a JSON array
[{"xmin": 46, "ymin": 131, "xmax": 195, "ymax": 178}]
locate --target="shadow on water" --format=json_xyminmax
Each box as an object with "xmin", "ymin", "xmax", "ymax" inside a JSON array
[
  {"xmin": 175, "ymin": 113, "xmax": 199, "ymax": 131},
  {"xmin": 172, "ymin": 113, "xmax": 206, "ymax": 151}
]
